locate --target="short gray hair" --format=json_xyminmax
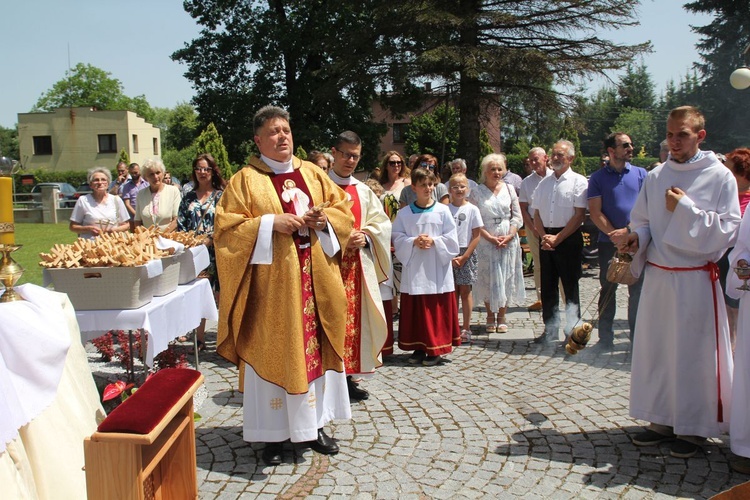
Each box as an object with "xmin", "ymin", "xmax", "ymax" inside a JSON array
[
  {"xmin": 554, "ymin": 140, "xmax": 576, "ymax": 159},
  {"xmin": 253, "ymin": 105, "xmax": 290, "ymax": 135},
  {"xmin": 451, "ymin": 158, "xmax": 467, "ymax": 172},
  {"xmin": 87, "ymin": 167, "xmax": 111, "ymax": 184},
  {"xmin": 141, "ymin": 158, "xmax": 165, "ymax": 178},
  {"xmin": 528, "ymin": 147, "xmax": 546, "ymax": 157}
]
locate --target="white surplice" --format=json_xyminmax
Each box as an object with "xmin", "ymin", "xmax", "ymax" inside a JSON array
[
  {"xmin": 629, "ymin": 151, "xmax": 741, "ymax": 437},
  {"xmin": 392, "ymin": 202, "xmax": 459, "ymax": 295}
]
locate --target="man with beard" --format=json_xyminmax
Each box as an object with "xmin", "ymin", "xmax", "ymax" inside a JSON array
[
  {"xmin": 327, "ymin": 130, "xmax": 391, "ymax": 402},
  {"xmin": 531, "ymin": 140, "xmax": 588, "ymax": 345},
  {"xmin": 587, "ymin": 133, "xmax": 647, "ymax": 350}
]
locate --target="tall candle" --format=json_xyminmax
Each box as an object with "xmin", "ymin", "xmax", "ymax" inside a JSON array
[{"xmin": 0, "ymin": 177, "xmax": 14, "ymax": 245}]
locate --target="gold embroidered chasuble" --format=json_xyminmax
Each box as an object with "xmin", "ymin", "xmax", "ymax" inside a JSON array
[{"xmin": 214, "ymin": 156, "xmax": 354, "ymax": 395}]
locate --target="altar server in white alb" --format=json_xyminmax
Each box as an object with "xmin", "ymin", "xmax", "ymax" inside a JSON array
[
  {"xmin": 611, "ymin": 106, "xmax": 741, "ymax": 459},
  {"xmin": 328, "ymin": 130, "xmax": 391, "ymax": 402},
  {"xmin": 393, "ymin": 166, "xmax": 461, "ymax": 367},
  {"xmin": 727, "ymin": 210, "xmax": 750, "ymax": 474}
]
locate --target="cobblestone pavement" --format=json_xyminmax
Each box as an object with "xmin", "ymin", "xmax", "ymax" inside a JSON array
[{"xmin": 190, "ymin": 266, "xmax": 749, "ymax": 499}]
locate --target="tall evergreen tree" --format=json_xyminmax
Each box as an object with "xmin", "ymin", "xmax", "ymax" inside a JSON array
[
  {"xmin": 193, "ymin": 123, "xmax": 233, "ymax": 180},
  {"xmin": 684, "ymin": 0, "xmax": 750, "ymax": 150},
  {"xmin": 389, "ymin": 0, "xmax": 650, "ymax": 171}
]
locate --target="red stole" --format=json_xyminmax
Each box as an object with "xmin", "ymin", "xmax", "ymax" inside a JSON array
[
  {"xmin": 338, "ymin": 183, "xmax": 364, "ymax": 373},
  {"xmin": 270, "ymin": 171, "xmax": 323, "ymax": 383}
]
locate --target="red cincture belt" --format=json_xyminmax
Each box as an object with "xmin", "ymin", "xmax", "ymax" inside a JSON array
[{"xmin": 647, "ymin": 261, "xmax": 723, "ymax": 422}]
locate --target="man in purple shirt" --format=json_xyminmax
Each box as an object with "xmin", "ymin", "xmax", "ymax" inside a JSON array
[
  {"xmin": 120, "ymin": 163, "xmax": 148, "ymax": 223},
  {"xmin": 587, "ymin": 132, "xmax": 647, "ymax": 350}
]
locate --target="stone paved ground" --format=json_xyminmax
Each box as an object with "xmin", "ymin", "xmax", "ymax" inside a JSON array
[{"xmin": 180, "ymin": 267, "xmax": 749, "ymax": 498}]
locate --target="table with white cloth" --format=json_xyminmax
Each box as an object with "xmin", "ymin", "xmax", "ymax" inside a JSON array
[
  {"xmin": 0, "ymin": 284, "xmax": 106, "ymax": 499},
  {"xmin": 75, "ymin": 278, "xmax": 218, "ymax": 369}
]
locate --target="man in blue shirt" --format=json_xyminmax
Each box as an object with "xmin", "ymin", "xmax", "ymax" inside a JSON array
[{"xmin": 588, "ymin": 132, "xmax": 647, "ymax": 350}]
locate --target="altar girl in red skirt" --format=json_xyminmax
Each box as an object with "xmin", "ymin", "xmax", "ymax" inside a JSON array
[{"xmin": 392, "ymin": 166, "xmax": 461, "ymax": 366}]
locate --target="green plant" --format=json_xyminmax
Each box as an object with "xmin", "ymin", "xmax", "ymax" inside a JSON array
[{"xmin": 14, "ymin": 222, "xmax": 77, "ymax": 285}]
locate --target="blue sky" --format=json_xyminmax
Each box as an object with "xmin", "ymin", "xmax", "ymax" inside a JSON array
[{"xmin": 0, "ymin": 1, "xmax": 714, "ymax": 132}]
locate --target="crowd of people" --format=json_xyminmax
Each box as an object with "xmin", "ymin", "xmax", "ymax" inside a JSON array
[{"xmin": 67, "ymin": 104, "xmax": 750, "ymax": 474}]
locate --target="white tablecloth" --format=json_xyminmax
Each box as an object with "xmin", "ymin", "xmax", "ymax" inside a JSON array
[
  {"xmin": 75, "ymin": 278, "xmax": 218, "ymax": 366},
  {"xmin": 0, "ymin": 284, "xmax": 105, "ymax": 499}
]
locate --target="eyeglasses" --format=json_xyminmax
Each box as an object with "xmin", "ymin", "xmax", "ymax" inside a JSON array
[
  {"xmin": 90, "ymin": 179, "xmax": 108, "ymax": 184},
  {"xmin": 336, "ymin": 150, "xmax": 361, "ymax": 161},
  {"xmin": 420, "ymin": 162, "xmax": 436, "ymax": 169},
  {"xmin": 388, "ymin": 161, "xmax": 403, "ymax": 166},
  {"xmin": 618, "ymin": 142, "xmax": 633, "ymax": 149},
  {"xmin": 194, "ymin": 167, "xmax": 211, "ymax": 173}
]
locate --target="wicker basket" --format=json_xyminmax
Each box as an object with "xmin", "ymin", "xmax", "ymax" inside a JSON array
[
  {"xmin": 46, "ymin": 265, "xmax": 156, "ymax": 310},
  {"xmin": 153, "ymin": 255, "xmax": 181, "ymax": 296}
]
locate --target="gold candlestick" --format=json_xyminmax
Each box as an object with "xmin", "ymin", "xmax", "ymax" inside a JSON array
[{"xmin": 0, "ymin": 244, "xmax": 24, "ymax": 302}]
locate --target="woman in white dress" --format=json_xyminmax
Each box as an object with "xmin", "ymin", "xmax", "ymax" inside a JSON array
[
  {"xmin": 134, "ymin": 158, "xmax": 182, "ymax": 231},
  {"xmin": 69, "ymin": 167, "xmax": 130, "ymax": 239},
  {"xmin": 470, "ymin": 154, "xmax": 526, "ymax": 333}
]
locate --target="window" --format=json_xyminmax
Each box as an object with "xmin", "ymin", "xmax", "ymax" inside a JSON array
[
  {"xmin": 132, "ymin": 134, "xmax": 139, "ymax": 153},
  {"xmin": 98, "ymin": 134, "xmax": 117, "ymax": 153},
  {"xmin": 33, "ymin": 136, "xmax": 53, "ymax": 155},
  {"xmin": 153, "ymin": 137, "xmax": 159, "ymax": 155},
  {"xmin": 392, "ymin": 123, "xmax": 409, "ymax": 144}
]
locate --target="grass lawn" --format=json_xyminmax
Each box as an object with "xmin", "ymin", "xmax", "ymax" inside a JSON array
[{"xmin": 11, "ymin": 222, "xmax": 77, "ymax": 286}]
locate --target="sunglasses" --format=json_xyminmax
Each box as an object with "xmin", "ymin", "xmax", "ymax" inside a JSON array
[
  {"xmin": 420, "ymin": 162, "xmax": 436, "ymax": 169},
  {"xmin": 388, "ymin": 161, "xmax": 403, "ymax": 166},
  {"xmin": 618, "ymin": 142, "xmax": 633, "ymax": 149}
]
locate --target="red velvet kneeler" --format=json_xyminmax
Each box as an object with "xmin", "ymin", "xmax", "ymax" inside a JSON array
[{"xmin": 98, "ymin": 368, "xmax": 202, "ymax": 435}]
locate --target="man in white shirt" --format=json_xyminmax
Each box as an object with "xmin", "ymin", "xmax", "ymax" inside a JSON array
[
  {"xmin": 531, "ymin": 140, "xmax": 588, "ymax": 345},
  {"xmin": 519, "ymin": 147, "xmax": 552, "ymax": 312}
]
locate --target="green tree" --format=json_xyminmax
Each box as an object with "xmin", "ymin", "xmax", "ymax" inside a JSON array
[
  {"xmin": 173, "ymin": 0, "xmax": 389, "ymax": 166},
  {"xmin": 32, "ymin": 63, "xmax": 154, "ymax": 121},
  {"xmin": 575, "ymin": 86, "xmax": 620, "ymax": 156},
  {"xmin": 610, "ymin": 108, "xmax": 657, "ymax": 155},
  {"xmin": 193, "ymin": 123, "xmax": 233, "ymax": 179},
  {"xmin": 404, "ymin": 104, "xmax": 459, "ymax": 164},
  {"xmin": 389, "ymin": 0, "xmax": 650, "ymax": 172},
  {"xmin": 118, "ymin": 149, "xmax": 130, "ymax": 165},
  {"xmin": 0, "ymin": 126, "xmax": 19, "ymax": 161},
  {"xmin": 617, "ymin": 62, "xmax": 657, "ymax": 110},
  {"xmin": 558, "ymin": 118, "xmax": 586, "ymax": 174},
  {"xmin": 684, "ymin": 0, "xmax": 750, "ymax": 150}
]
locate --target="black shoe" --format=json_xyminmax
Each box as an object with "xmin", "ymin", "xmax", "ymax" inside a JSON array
[
  {"xmin": 670, "ymin": 439, "xmax": 700, "ymax": 458},
  {"xmin": 407, "ymin": 350, "xmax": 426, "ymax": 364},
  {"xmin": 632, "ymin": 429, "xmax": 675, "ymax": 446},
  {"xmin": 347, "ymin": 376, "xmax": 369, "ymax": 401},
  {"xmin": 261, "ymin": 442, "xmax": 284, "ymax": 465},
  {"xmin": 308, "ymin": 428, "xmax": 339, "ymax": 455}
]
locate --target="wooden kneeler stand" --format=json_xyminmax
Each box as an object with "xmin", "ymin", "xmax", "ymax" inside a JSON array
[{"xmin": 84, "ymin": 369, "xmax": 204, "ymax": 500}]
